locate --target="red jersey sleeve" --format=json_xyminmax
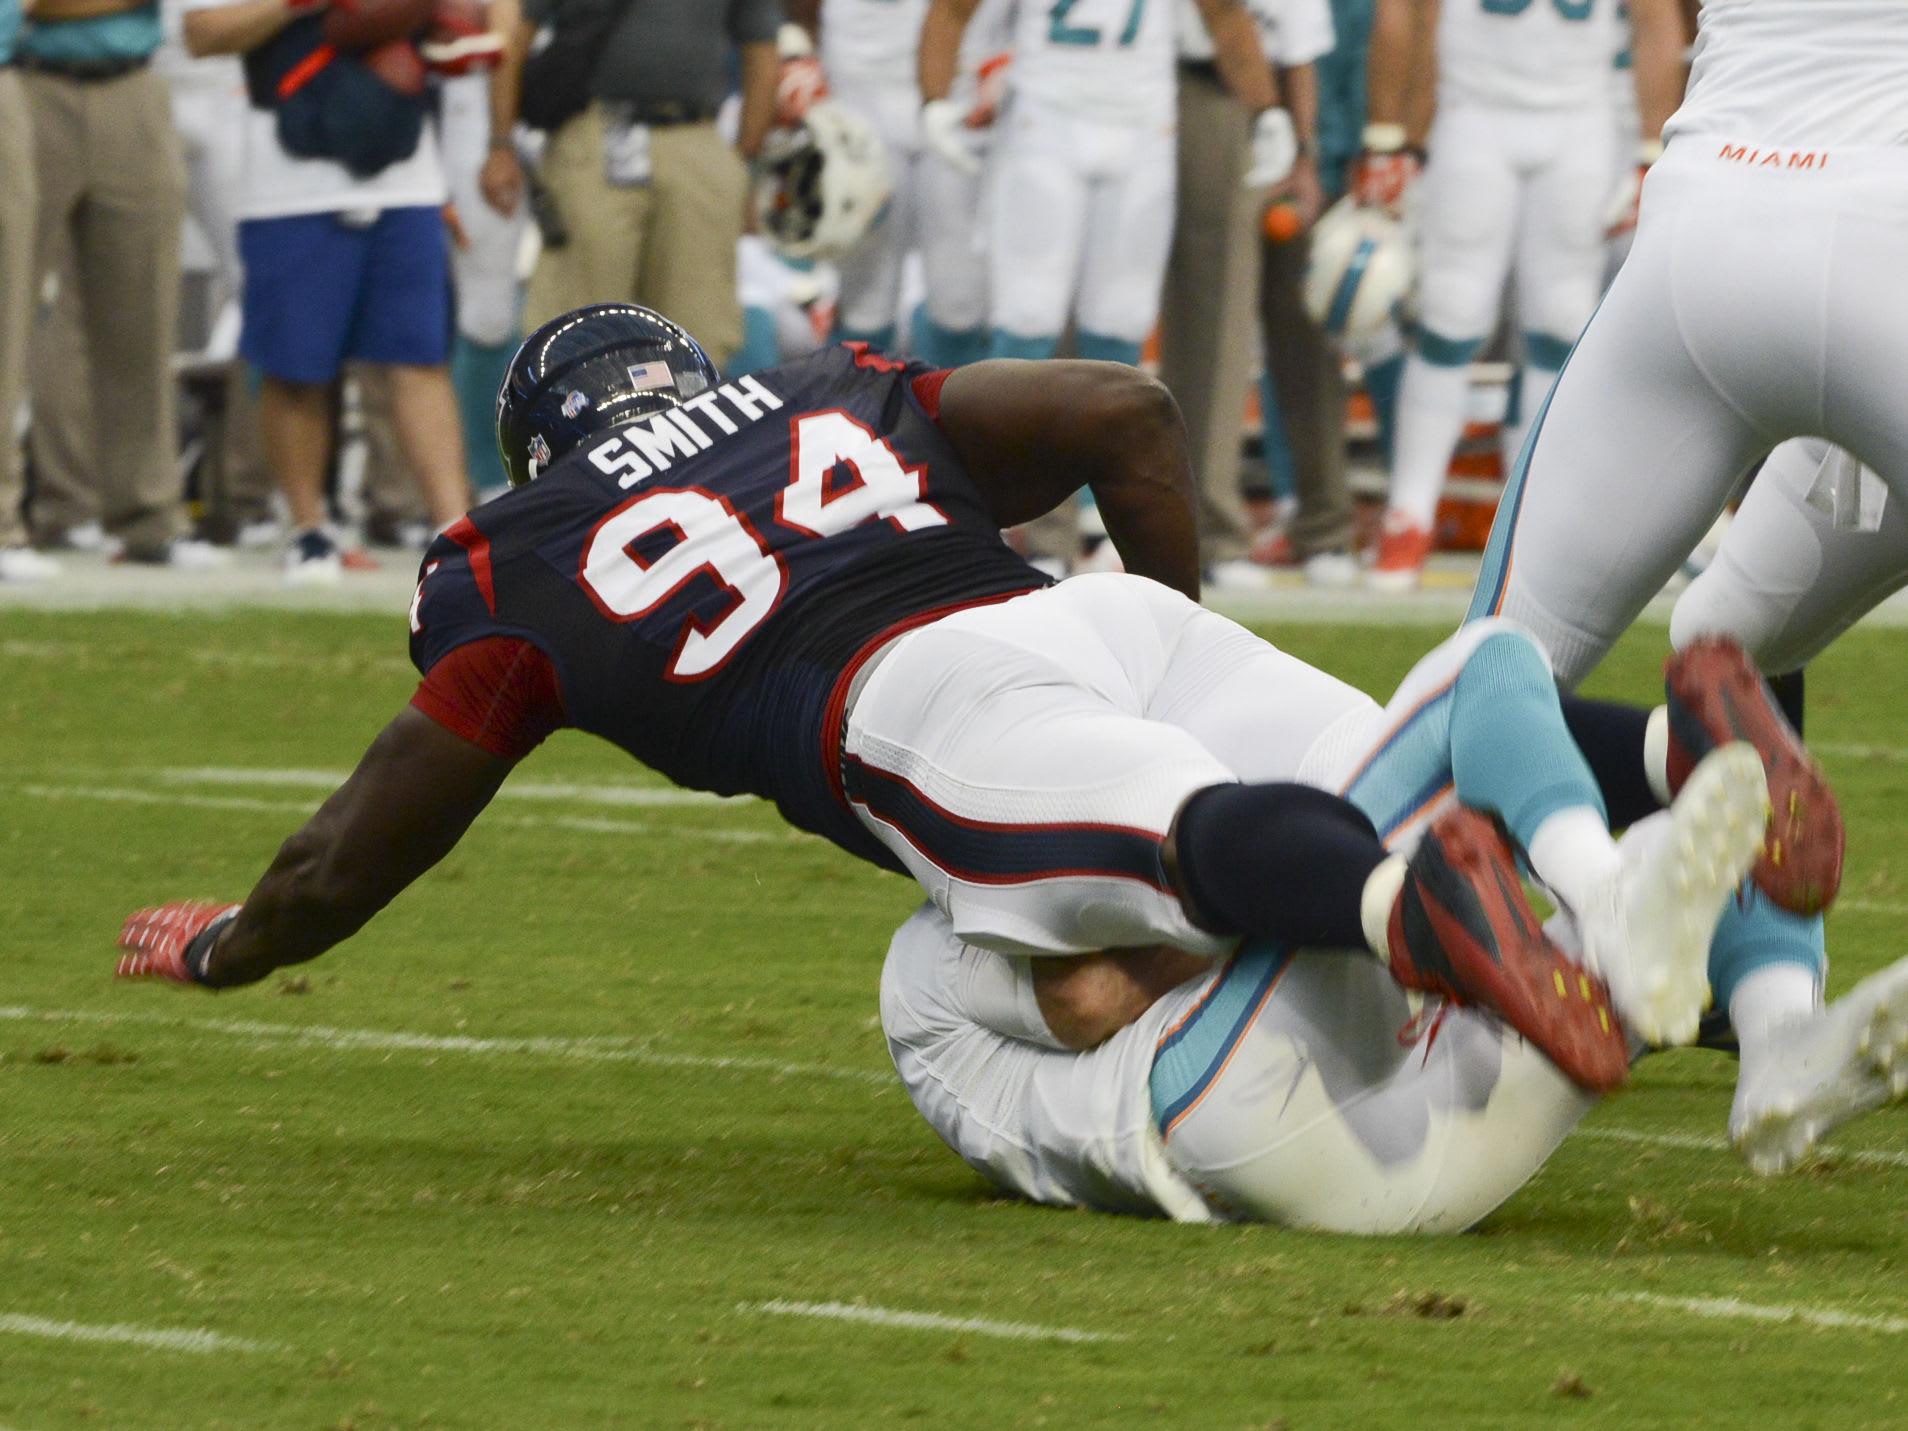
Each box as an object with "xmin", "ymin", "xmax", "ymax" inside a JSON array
[
  {"xmin": 909, "ymin": 368, "xmax": 954, "ymax": 423},
  {"xmin": 410, "ymin": 636, "xmax": 567, "ymax": 760}
]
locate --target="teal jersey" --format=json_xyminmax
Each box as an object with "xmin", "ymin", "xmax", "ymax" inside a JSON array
[
  {"xmin": 21, "ymin": 0, "xmax": 162, "ymax": 64},
  {"xmin": 0, "ymin": 0, "xmax": 19, "ymax": 64}
]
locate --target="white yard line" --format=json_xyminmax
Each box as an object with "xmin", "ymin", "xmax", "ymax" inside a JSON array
[
  {"xmin": 13, "ymin": 785, "xmax": 787, "ymax": 845},
  {"xmin": 152, "ymin": 768, "xmax": 740, "ymax": 808},
  {"xmin": 0, "ymin": 1312, "xmax": 278, "ymax": 1355},
  {"xmin": 1615, "ymin": 1293, "xmax": 1908, "ymax": 1336},
  {"xmin": 1576, "ymin": 1126, "xmax": 1908, "ymax": 1171},
  {"xmin": 1838, "ymin": 899, "xmax": 1908, "ymax": 917},
  {"xmin": 1817, "ymin": 742, "xmax": 1908, "ymax": 765},
  {"xmin": 742, "ymin": 1299, "xmax": 1124, "ymax": 1345},
  {"xmin": 0, "ymin": 1006, "xmax": 895, "ymax": 1089}
]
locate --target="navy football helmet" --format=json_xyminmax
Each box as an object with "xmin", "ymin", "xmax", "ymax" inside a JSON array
[{"xmin": 496, "ymin": 304, "xmax": 721, "ymax": 487}]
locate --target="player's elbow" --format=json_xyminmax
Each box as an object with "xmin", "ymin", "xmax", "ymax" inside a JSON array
[{"xmin": 1082, "ymin": 366, "xmax": 1185, "ymax": 458}]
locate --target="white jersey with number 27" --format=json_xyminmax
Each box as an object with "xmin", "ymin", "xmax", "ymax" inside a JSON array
[
  {"xmin": 1437, "ymin": 0, "xmax": 1625, "ymax": 112},
  {"xmin": 1010, "ymin": 0, "xmax": 1179, "ymax": 128},
  {"xmin": 1664, "ymin": 0, "xmax": 1908, "ymax": 149}
]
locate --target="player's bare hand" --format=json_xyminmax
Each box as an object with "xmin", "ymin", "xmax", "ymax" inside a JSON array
[
  {"xmin": 116, "ymin": 901, "xmax": 242, "ymax": 986},
  {"xmin": 479, "ymin": 146, "xmax": 523, "ymax": 217}
]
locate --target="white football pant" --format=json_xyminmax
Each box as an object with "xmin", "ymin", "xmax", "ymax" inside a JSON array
[
  {"xmin": 441, "ymin": 73, "xmax": 527, "ymax": 346},
  {"xmin": 985, "ymin": 99, "xmax": 1176, "ymax": 356},
  {"xmin": 829, "ymin": 80, "xmax": 922, "ymax": 345},
  {"xmin": 1388, "ymin": 99, "xmax": 1619, "ymax": 528},
  {"xmin": 1472, "ymin": 142, "xmax": 1908, "ymax": 687}
]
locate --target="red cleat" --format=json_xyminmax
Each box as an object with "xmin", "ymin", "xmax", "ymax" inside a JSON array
[
  {"xmin": 1387, "ymin": 807, "xmax": 1630, "ymax": 1093},
  {"xmin": 1665, "ymin": 636, "xmax": 1843, "ymax": 915}
]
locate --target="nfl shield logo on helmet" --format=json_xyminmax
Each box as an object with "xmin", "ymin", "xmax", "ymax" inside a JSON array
[
  {"xmin": 528, "ymin": 434, "xmax": 552, "ymax": 466},
  {"xmin": 627, "ymin": 361, "xmax": 675, "ymax": 394},
  {"xmin": 561, "ymin": 389, "xmax": 589, "ymax": 418}
]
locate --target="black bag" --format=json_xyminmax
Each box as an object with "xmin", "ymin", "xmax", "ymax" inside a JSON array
[
  {"xmin": 243, "ymin": 14, "xmax": 427, "ymax": 180},
  {"xmin": 518, "ymin": 0, "xmax": 630, "ymax": 132}
]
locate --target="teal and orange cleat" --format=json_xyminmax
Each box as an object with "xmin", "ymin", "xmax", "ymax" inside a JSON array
[
  {"xmin": 1387, "ymin": 806, "xmax": 1631, "ymax": 1094},
  {"xmin": 1665, "ymin": 635, "xmax": 1843, "ymax": 915}
]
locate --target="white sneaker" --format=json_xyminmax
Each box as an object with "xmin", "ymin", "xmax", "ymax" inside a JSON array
[
  {"xmin": 1731, "ymin": 957, "xmax": 1908, "ymax": 1176},
  {"xmin": 1208, "ymin": 558, "xmax": 1275, "ymax": 591},
  {"xmin": 285, "ymin": 529, "xmax": 344, "ymax": 586},
  {"xmin": 159, "ymin": 538, "xmax": 231, "ymax": 571},
  {"xmin": 1576, "ymin": 743, "xmax": 1769, "ymax": 1047},
  {"xmin": 1302, "ymin": 550, "xmax": 1359, "ymax": 588},
  {"xmin": 0, "ymin": 546, "xmax": 62, "ymax": 582},
  {"xmin": 47, "ymin": 520, "xmax": 111, "ymax": 553}
]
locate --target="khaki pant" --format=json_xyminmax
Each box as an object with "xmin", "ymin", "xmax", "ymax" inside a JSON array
[
  {"xmin": 1157, "ymin": 72, "xmax": 1262, "ymax": 565},
  {"xmin": 1260, "ymin": 227, "xmax": 1354, "ymax": 557},
  {"xmin": 0, "ymin": 70, "xmax": 35, "ymax": 548},
  {"xmin": 525, "ymin": 107, "xmax": 746, "ymax": 363},
  {"xmin": 26, "ymin": 65, "xmax": 187, "ymax": 555},
  {"xmin": 26, "ymin": 241, "xmax": 101, "ymax": 539}
]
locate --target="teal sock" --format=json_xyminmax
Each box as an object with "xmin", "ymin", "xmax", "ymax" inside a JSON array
[
  {"xmin": 1708, "ymin": 887, "xmax": 1826, "ymax": 1015},
  {"xmin": 912, "ymin": 306, "xmax": 988, "ymax": 368},
  {"xmin": 451, "ymin": 334, "xmax": 517, "ymax": 498},
  {"xmin": 1075, "ymin": 331, "xmax": 1143, "ymax": 366},
  {"xmin": 1449, "ymin": 629, "xmax": 1607, "ymax": 846},
  {"xmin": 990, "ymin": 329, "xmax": 1060, "ymax": 361},
  {"xmin": 729, "ymin": 306, "xmax": 783, "ymax": 376},
  {"xmin": 1365, "ymin": 353, "xmax": 1405, "ymax": 464},
  {"xmin": 835, "ymin": 322, "xmax": 898, "ymax": 353}
]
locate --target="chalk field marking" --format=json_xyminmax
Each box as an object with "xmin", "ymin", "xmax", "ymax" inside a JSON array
[
  {"xmin": 0, "ymin": 1006, "xmax": 895, "ymax": 1089},
  {"xmin": 1840, "ymin": 898, "xmax": 1908, "ymax": 917},
  {"xmin": 14, "ymin": 785, "xmax": 790, "ymax": 846},
  {"xmin": 151, "ymin": 767, "xmax": 744, "ymax": 809},
  {"xmin": 1577, "ymin": 1125, "xmax": 1908, "ymax": 1171},
  {"xmin": 1817, "ymin": 742, "xmax": 1908, "ymax": 766},
  {"xmin": 1616, "ymin": 1293, "xmax": 1908, "ymax": 1336},
  {"xmin": 0, "ymin": 1312, "xmax": 278, "ymax": 1355},
  {"xmin": 744, "ymin": 1300, "xmax": 1124, "ymax": 1345}
]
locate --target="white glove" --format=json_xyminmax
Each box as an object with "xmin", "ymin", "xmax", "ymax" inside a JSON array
[
  {"xmin": 1243, "ymin": 107, "xmax": 1298, "ymax": 189},
  {"xmin": 921, "ymin": 98, "xmax": 982, "ymax": 176}
]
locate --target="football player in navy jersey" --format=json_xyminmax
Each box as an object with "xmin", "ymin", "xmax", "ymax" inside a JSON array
[{"xmin": 115, "ymin": 305, "xmax": 1838, "ymax": 1095}]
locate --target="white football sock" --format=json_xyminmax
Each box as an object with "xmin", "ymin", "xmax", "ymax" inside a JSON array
[
  {"xmin": 1361, "ymin": 854, "xmax": 1409, "ymax": 961},
  {"xmin": 1387, "ymin": 356, "xmax": 1472, "ymax": 528},
  {"xmin": 1526, "ymin": 804, "xmax": 1622, "ymax": 918},
  {"xmin": 1644, "ymin": 705, "xmax": 1672, "ymax": 806},
  {"xmin": 1731, "ymin": 962, "xmax": 1825, "ymax": 1055}
]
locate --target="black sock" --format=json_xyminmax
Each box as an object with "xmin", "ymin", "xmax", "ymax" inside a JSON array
[
  {"xmin": 1557, "ymin": 693, "xmax": 1660, "ymax": 827},
  {"xmin": 1172, "ymin": 782, "xmax": 1389, "ymax": 950},
  {"xmin": 1768, "ymin": 668, "xmax": 1805, "ymax": 736}
]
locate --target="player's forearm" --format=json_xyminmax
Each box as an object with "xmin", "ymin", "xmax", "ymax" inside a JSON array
[
  {"xmin": 1627, "ymin": 0, "xmax": 1689, "ymax": 145},
  {"xmin": 1082, "ymin": 385, "xmax": 1203, "ymax": 601},
  {"xmin": 1206, "ymin": 4, "xmax": 1277, "ymax": 114},
  {"xmin": 736, "ymin": 41, "xmax": 777, "ymax": 159},
  {"xmin": 919, "ymin": 0, "xmax": 977, "ymax": 102},
  {"xmin": 1279, "ymin": 63, "xmax": 1318, "ymax": 149},
  {"xmin": 200, "ymin": 826, "xmax": 387, "ymax": 987},
  {"xmin": 487, "ymin": 7, "xmax": 528, "ymax": 136},
  {"xmin": 1366, "ymin": 0, "xmax": 1435, "ymax": 146},
  {"xmin": 183, "ymin": 0, "xmax": 305, "ymax": 57}
]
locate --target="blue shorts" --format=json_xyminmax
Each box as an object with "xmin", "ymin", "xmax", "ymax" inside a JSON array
[{"xmin": 239, "ymin": 206, "xmax": 452, "ymax": 384}]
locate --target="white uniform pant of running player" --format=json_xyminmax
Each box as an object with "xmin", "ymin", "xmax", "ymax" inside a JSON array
[
  {"xmin": 843, "ymin": 573, "xmax": 1373, "ymax": 959},
  {"xmin": 985, "ymin": 99, "xmax": 1177, "ymax": 352},
  {"xmin": 1471, "ymin": 142, "xmax": 1908, "ymax": 687},
  {"xmin": 1672, "ymin": 438, "xmax": 1908, "ymax": 675},
  {"xmin": 1388, "ymin": 99, "xmax": 1618, "ymax": 527},
  {"xmin": 441, "ymin": 72, "xmax": 526, "ymax": 346},
  {"xmin": 829, "ymin": 81, "xmax": 923, "ymax": 343}
]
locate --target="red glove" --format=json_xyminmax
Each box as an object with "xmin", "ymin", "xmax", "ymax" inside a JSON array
[
  {"xmin": 117, "ymin": 901, "xmax": 242, "ymax": 986},
  {"xmin": 1351, "ymin": 148, "xmax": 1421, "ymax": 214},
  {"xmin": 775, "ymin": 56, "xmax": 828, "ymax": 128}
]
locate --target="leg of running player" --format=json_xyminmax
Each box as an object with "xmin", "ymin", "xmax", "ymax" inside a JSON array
[
  {"xmin": 832, "ymin": 91, "xmax": 919, "ymax": 352},
  {"xmin": 985, "ymin": 103, "xmax": 1089, "ymax": 362},
  {"xmin": 1070, "ymin": 121, "xmax": 1176, "ymax": 369},
  {"xmin": 1674, "ymin": 440, "xmax": 1908, "ymax": 677},
  {"xmin": 1503, "ymin": 106, "xmax": 1617, "ymax": 470},
  {"xmin": 1374, "ymin": 103, "xmax": 1520, "ymax": 591},
  {"xmin": 915, "ymin": 148, "xmax": 991, "ymax": 368}
]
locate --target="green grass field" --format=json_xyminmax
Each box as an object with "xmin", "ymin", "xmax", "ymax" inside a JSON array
[{"xmin": 4, "ymin": 607, "xmax": 1908, "ymax": 1430}]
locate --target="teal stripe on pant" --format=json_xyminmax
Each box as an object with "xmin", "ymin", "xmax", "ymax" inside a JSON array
[
  {"xmin": 1075, "ymin": 331, "xmax": 1143, "ymax": 367},
  {"xmin": 1151, "ymin": 945, "xmax": 1292, "ymax": 1136},
  {"xmin": 912, "ymin": 305, "xmax": 989, "ymax": 368},
  {"xmin": 835, "ymin": 322, "xmax": 898, "ymax": 354},
  {"xmin": 989, "ymin": 329, "xmax": 1059, "ymax": 362}
]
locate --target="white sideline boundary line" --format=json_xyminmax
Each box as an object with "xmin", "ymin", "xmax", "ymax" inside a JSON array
[
  {"xmin": 1616, "ymin": 1293, "xmax": 1908, "ymax": 1336},
  {"xmin": 0, "ymin": 1312, "xmax": 278, "ymax": 1355},
  {"xmin": 743, "ymin": 1299, "xmax": 1124, "ymax": 1345},
  {"xmin": 0, "ymin": 1006, "xmax": 895, "ymax": 1088},
  {"xmin": 1577, "ymin": 1126, "xmax": 1908, "ymax": 1171},
  {"xmin": 15, "ymin": 785, "xmax": 788, "ymax": 846}
]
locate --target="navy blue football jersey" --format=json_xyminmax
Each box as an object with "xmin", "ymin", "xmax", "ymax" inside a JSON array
[{"xmin": 409, "ymin": 344, "xmax": 1049, "ymax": 868}]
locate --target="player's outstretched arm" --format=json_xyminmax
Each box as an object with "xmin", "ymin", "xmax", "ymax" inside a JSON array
[
  {"xmin": 933, "ymin": 360, "xmax": 1203, "ymax": 600},
  {"xmin": 117, "ymin": 708, "xmax": 517, "ymax": 990}
]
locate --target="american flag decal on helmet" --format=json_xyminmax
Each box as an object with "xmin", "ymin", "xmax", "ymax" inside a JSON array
[{"xmin": 627, "ymin": 361, "xmax": 674, "ymax": 394}]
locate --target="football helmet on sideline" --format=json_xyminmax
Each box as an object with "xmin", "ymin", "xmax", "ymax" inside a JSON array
[
  {"xmin": 1303, "ymin": 198, "xmax": 1417, "ymax": 362},
  {"xmin": 752, "ymin": 99, "xmax": 893, "ymax": 263}
]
